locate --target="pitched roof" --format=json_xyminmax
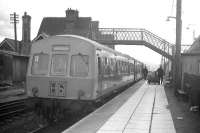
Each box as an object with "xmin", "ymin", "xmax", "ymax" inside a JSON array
[
  {"xmin": 185, "ymin": 37, "xmax": 200, "ymax": 54},
  {"xmin": 0, "ymin": 38, "xmax": 20, "ymax": 51},
  {"xmin": 37, "ymin": 17, "xmax": 92, "ymax": 36},
  {"xmin": 0, "ymin": 38, "xmax": 29, "ymax": 57}
]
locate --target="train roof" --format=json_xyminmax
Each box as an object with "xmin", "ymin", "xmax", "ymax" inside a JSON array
[
  {"xmin": 57, "ymin": 35, "xmax": 122, "ymax": 54},
  {"xmin": 33, "ymin": 34, "xmax": 142, "ymax": 63},
  {"xmin": 57, "ymin": 35, "xmax": 140, "ymax": 61}
]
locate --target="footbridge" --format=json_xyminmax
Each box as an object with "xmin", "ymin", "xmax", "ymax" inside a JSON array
[{"xmin": 92, "ymin": 28, "xmax": 174, "ymax": 60}]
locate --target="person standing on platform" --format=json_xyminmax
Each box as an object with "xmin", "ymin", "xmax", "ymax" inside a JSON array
[
  {"xmin": 142, "ymin": 66, "xmax": 148, "ymax": 80},
  {"xmin": 157, "ymin": 66, "xmax": 164, "ymax": 85}
]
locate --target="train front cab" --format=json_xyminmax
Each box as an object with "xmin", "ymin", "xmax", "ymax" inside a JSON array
[{"xmin": 27, "ymin": 36, "xmax": 97, "ymax": 105}]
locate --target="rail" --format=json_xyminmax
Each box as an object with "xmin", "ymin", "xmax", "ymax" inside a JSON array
[{"xmin": 0, "ymin": 99, "xmax": 28, "ymax": 120}]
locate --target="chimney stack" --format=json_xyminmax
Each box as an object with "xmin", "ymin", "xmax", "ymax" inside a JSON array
[
  {"xmin": 65, "ymin": 8, "xmax": 79, "ymax": 21},
  {"xmin": 22, "ymin": 12, "xmax": 31, "ymax": 42}
]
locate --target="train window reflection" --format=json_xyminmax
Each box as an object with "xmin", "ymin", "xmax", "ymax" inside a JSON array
[
  {"xmin": 31, "ymin": 53, "xmax": 49, "ymax": 75},
  {"xmin": 70, "ymin": 54, "xmax": 89, "ymax": 77},
  {"xmin": 51, "ymin": 54, "xmax": 68, "ymax": 75}
]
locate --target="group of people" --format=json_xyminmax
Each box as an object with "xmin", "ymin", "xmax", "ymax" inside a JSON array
[{"xmin": 142, "ymin": 65, "xmax": 164, "ymax": 85}]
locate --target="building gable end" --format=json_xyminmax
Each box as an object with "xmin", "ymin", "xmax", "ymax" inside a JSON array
[
  {"xmin": 32, "ymin": 33, "xmax": 49, "ymax": 42},
  {"xmin": 0, "ymin": 39, "xmax": 15, "ymax": 51}
]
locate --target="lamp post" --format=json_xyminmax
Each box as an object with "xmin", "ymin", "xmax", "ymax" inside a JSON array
[
  {"xmin": 175, "ymin": 0, "xmax": 182, "ymax": 94},
  {"xmin": 166, "ymin": 0, "xmax": 182, "ymax": 94}
]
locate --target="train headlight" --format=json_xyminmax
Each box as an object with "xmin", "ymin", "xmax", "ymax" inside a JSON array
[{"xmin": 32, "ymin": 87, "xmax": 39, "ymax": 97}]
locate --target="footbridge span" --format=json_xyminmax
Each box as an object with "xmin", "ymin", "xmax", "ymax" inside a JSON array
[{"xmin": 92, "ymin": 28, "xmax": 173, "ymax": 60}]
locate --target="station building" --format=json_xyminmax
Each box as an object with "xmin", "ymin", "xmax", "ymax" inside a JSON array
[
  {"xmin": 182, "ymin": 37, "xmax": 200, "ymax": 76},
  {"xmin": 0, "ymin": 12, "xmax": 31, "ymax": 84},
  {"xmin": 35, "ymin": 8, "xmax": 115, "ymax": 49},
  {"xmin": 181, "ymin": 36, "xmax": 200, "ymax": 92}
]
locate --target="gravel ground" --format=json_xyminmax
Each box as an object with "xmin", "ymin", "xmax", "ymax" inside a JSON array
[{"xmin": 164, "ymin": 84, "xmax": 200, "ymax": 133}]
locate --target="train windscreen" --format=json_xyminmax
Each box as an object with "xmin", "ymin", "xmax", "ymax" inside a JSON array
[
  {"xmin": 31, "ymin": 53, "xmax": 49, "ymax": 75},
  {"xmin": 50, "ymin": 54, "xmax": 68, "ymax": 75}
]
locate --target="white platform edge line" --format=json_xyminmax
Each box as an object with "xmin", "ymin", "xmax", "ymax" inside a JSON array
[{"xmin": 151, "ymin": 85, "xmax": 176, "ymax": 133}]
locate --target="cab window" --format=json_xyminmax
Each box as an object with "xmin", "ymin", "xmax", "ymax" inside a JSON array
[
  {"xmin": 31, "ymin": 53, "xmax": 49, "ymax": 75},
  {"xmin": 70, "ymin": 54, "xmax": 89, "ymax": 77},
  {"xmin": 51, "ymin": 54, "xmax": 68, "ymax": 75}
]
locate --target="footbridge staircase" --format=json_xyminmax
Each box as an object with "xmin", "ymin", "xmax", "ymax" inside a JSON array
[{"xmin": 92, "ymin": 28, "xmax": 173, "ymax": 60}]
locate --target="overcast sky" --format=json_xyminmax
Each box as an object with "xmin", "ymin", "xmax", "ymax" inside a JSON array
[{"xmin": 0, "ymin": 0, "xmax": 199, "ymax": 68}]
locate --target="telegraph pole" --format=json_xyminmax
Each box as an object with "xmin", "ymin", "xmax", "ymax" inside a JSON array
[
  {"xmin": 10, "ymin": 12, "xmax": 19, "ymax": 53},
  {"xmin": 174, "ymin": 0, "xmax": 182, "ymax": 93}
]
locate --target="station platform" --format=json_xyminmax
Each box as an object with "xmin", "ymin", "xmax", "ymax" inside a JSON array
[
  {"xmin": 62, "ymin": 81, "xmax": 176, "ymax": 133},
  {"xmin": 0, "ymin": 88, "xmax": 27, "ymax": 103}
]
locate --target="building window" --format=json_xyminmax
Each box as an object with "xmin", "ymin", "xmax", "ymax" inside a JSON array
[
  {"xmin": 51, "ymin": 54, "xmax": 68, "ymax": 75},
  {"xmin": 31, "ymin": 53, "xmax": 49, "ymax": 75},
  {"xmin": 70, "ymin": 54, "xmax": 89, "ymax": 77}
]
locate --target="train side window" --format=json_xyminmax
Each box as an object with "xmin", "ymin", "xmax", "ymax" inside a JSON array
[
  {"xmin": 128, "ymin": 63, "xmax": 130, "ymax": 73},
  {"xmin": 122, "ymin": 61, "xmax": 125, "ymax": 73},
  {"xmin": 51, "ymin": 54, "xmax": 68, "ymax": 75},
  {"xmin": 119, "ymin": 61, "xmax": 122, "ymax": 73},
  {"xmin": 105, "ymin": 57, "xmax": 108, "ymax": 65},
  {"xmin": 112, "ymin": 59, "xmax": 116, "ymax": 74},
  {"xmin": 115, "ymin": 60, "xmax": 119, "ymax": 73},
  {"xmin": 107, "ymin": 58, "xmax": 111, "ymax": 75},
  {"xmin": 132, "ymin": 64, "xmax": 134, "ymax": 72},
  {"xmin": 31, "ymin": 53, "xmax": 49, "ymax": 75},
  {"xmin": 125, "ymin": 62, "xmax": 128, "ymax": 73},
  {"xmin": 70, "ymin": 54, "xmax": 89, "ymax": 77},
  {"xmin": 130, "ymin": 64, "xmax": 132, "ymax": 73}
]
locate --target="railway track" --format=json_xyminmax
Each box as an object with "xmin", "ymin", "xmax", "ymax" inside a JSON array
[
  {"xmin": 0, "ymin": 99, "xmax": 29, "ymax": 121},
  {"xmin": 0, "ymin": 81, "xmax": 139, "ymax": 133}
]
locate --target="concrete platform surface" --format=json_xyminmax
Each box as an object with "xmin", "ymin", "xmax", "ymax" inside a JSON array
[{"xmin": 62, "ymin": 81, "xmax": 176, "ymax": 133}]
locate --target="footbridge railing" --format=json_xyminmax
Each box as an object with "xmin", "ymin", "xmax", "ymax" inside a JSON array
[{"xmin": 92, "ymin": 28, "xmax": 174, "ymax": 60}]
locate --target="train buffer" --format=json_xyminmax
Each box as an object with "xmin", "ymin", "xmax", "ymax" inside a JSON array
[{"xmin": 62, "ymin": 81, "xmax": 176, "ymax": 133}]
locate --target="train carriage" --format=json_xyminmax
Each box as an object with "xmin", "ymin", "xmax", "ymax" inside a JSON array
[{"xmin": 26, "ymin": 35, "xmax": 144, "ymax": 115}]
